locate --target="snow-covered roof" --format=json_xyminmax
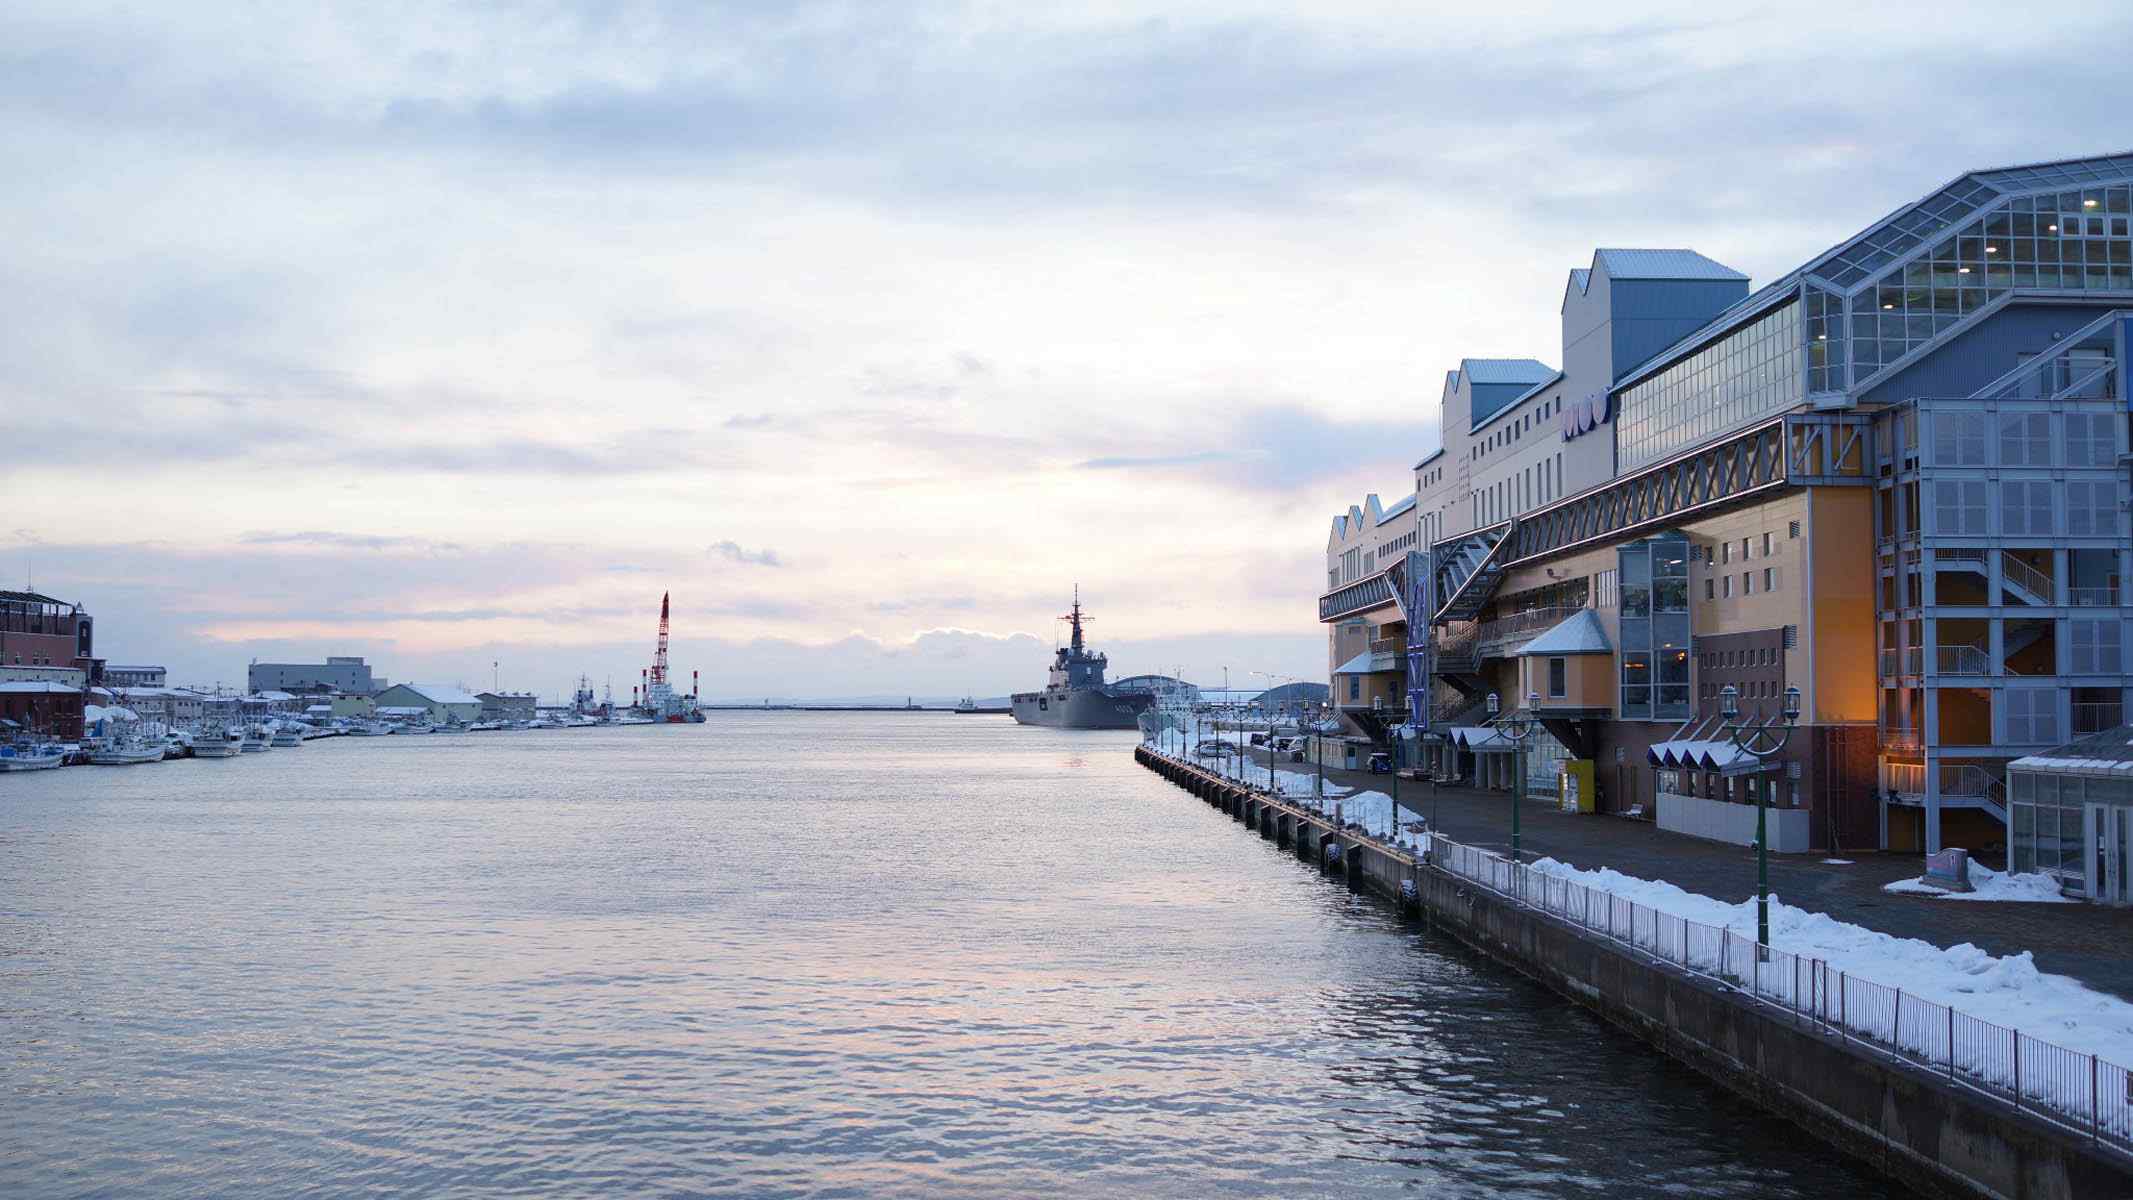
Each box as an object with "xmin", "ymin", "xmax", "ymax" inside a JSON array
[
  {"xmin": 247, "ymin": 691, "xmax": 297, "ymax": 701},
  {"xmin": 1332, "ymin": 650, "xmax": 1401, "ymax": 675},
  {"xmin": 1516, "ymin": 610, "xmax": 1612, "ymax": 656},
  {"xmin": 1446, "ymin": 725, "xmax": 1511, "ymax": 751},
  {"xmin": 2011, "ymin": 725, "xmax": 2133, "ymax": 776},
  {"xmin": 376, "ymin": 705, "xmax": 430, "ymax": 716},
  {"xmin": 0, "ymin": 681, "xmax": 82, "ymax": 695},
  {"xmin": 388, "ymin": 683, "xmax": 482, "ymax": 705}
]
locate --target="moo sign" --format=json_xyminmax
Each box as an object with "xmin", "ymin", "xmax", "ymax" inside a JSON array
[{"xmin": 1560, "ymin": 390, "xmax": 1614, "ymax": 441}]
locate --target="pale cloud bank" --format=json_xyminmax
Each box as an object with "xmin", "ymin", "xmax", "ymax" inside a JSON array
[{"xmin": 3, "ymin": 1, "xmax": 2127, "ymax": 695}]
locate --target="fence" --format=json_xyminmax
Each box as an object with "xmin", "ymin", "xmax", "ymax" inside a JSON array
[{"xmin": 1426, "ymin": 833, "xmax": 2133, "ymax": 1153}]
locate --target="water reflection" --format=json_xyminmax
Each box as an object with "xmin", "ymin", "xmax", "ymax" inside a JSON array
[{"xmin": 0, "ymin": 715, "xmax": 1909, "ymax": 1198}]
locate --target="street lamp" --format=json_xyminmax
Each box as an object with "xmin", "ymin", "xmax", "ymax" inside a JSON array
[
  {"xmin": 1488, "ymin": 690, "xmax": 1541, "ymax": 864},
  {"xmin": 1719, "ymin": 682, "xmax": 1802, "ymax": 949}
]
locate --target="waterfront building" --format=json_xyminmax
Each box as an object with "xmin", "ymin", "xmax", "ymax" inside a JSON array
[
  {"xmin": 103, "ymin": 665, "xmax": 167, "ymax": 688},
  {"xmin": 477, "ymin": 691, "xmax": 538, "ymax": 722},
  {"xmin": 1323, "ymin": 492, "xmax": 1419, "ymax": 742},
  {"xmin": 247, "ymin": 656, "xmax": 376, "ymax": 695},
  {"xmin": 1320, "ymin": 151, "xmax": 2133, "ymax": 858},
  {"xmin": 371, "ymin": 682, "xmax": 483, "ymax": 724}
]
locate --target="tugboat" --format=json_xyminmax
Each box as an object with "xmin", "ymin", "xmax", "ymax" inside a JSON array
[{"xmin": 1010, "ymin": 590, "xmax": 1156, "ymax": 730}]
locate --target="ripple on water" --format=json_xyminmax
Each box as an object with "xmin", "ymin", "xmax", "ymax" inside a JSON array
[{"xmin": 0, "ymin": 716, "xmax": 1911, "ymax": 1198}]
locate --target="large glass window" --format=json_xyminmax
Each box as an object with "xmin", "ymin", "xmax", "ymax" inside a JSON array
[
  {"xmin": 2068, "ymin": 480, "xmax": 2119, "ymax": 536},
  {"xmin": 2072, "ymin": 618, "xmax": 2123, "ymax": 673},
  {"xmin": 2006, "ymin": 687, "xmax": 2060, "ymax": 744},
  {"xmin": 1933, "ymin": 481, "xmax": 1989, "ymax": 534},
  {"xmin": 2066, "ymin": 411, "xmax": 2120, "ymax": 467},
  {"xmin": 1998, "ymin": 411, "xmax": 2051, "ymax": 466},
  {"xmin": 1617, "ymin": 302, "xmax": 1803, "ymax": 471},
  {"xmin": 2000, "ymin": 480, "xmax": 2054, "ymax": 536},
  {"xmin": 1847, "ymin": 185, "xmax": 2133, "ymax": 381},
  {"xmin": 1933, "ymin": 411, "xmax": 1988, "ymax": 465}
]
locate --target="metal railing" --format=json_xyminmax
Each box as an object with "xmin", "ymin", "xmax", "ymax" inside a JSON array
[
  {"xmin": 1935, "ymin": 644, "xmax": 1991, "ymax": 675},
  {"xmin": 1425, "ymin": 832, "xmax": 2133, "ymax": 1153},
  {"xmin": 1476, "ymin": 606, "xmax": 1577, "ymax": 649},
  {"xmin": 1879, "ymin": 647, "xmax": 1923, "ymax": 677},
  {"xmin": 2076, "ymin": 702, "xmax": 2126, "ymax": 736},
  {"xmin": 2001, "ymin": 553, "xmax": 2056, "ymax": 605},
  {"xmin": 2070, "ymin": 585, "xmax": 2122, "ymax": 608}
]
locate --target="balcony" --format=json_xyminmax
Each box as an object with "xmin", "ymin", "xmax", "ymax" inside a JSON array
[
  {"xmin": 1878, "ymin": 647, "xmax": 1922, "ymax": 677},
  {"xmin": 2070, "ymin": 585, "xmax": 2122, "ymax": 607},
  {"xmin": 1476, "ymin": 606, "xmax": 1577, "ymax": 655},
  {"xmin": 2075, "ymin": 701, "xmax": 2125, "ymax": 736}
]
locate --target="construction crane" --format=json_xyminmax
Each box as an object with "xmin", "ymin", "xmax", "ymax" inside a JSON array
[{"xmin": 650, "ymin": 591, "xmax": 670, "ymax": 687}]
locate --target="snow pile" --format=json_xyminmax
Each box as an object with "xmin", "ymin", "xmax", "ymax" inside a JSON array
[
  {"xmin": 1523, "ymin": 855, "xmax": 2133, "ymax": 1068},
  {"xmin": 1884, "ymin": 861, "xmax": 2071, "ymax": 903},
  {"xmin": 1270, "ymin": 769, "xmax": 1349, "ymax": 800}
]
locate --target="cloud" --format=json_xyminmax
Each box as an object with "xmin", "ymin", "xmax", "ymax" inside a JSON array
[
  {"xmin": 240, "ymin": 530, "xmax": 464, "ymax": 553},
  {"xmin": 1077, "ymin": 450, "xmax": 1240, "ymax": 471},
  {"xmin": 710, "ymin": 540, "xmax": 784, "ymax": 567}
]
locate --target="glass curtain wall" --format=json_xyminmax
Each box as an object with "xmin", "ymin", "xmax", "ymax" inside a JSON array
[
  {"xmin": 1617, "ymin": 532, "xmax": 1692, "ymax": 721},
  {"xmin": 1617, "ymin": 302, "xmax": 1803, "ymax": 471}
]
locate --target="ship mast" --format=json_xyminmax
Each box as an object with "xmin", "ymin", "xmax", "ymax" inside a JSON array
[
  {"xmin": 651, "ymin": 592, "xmax": 670, "ymax": 686},
  {"xmin": 1062, "ymin": 584, "xmax": 1087, "ymax": 656}
]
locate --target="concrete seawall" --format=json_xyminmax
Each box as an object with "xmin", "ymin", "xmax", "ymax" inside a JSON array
[{"xmin": 1134, "ymin": 745, "xmax": 2133, "ymax": 1200}]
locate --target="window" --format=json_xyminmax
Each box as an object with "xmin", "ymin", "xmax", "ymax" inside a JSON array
[
  {"xmin": 1763, "ymin": 567, "xmax": 1777, "ymax": 591},
  {"xmin": 1789, "ymin": 520, "xmax": 1801, "ymax": 538},
  {"xmin": 1933, "ymin": 411, "xmax": 1988, "ymax": 465},
  {"xmin": 2006, "ymin": 688, "xmax": 2059, "ymax": 744},
  {"xmin": 1705, "ymin": 578, "xmax": 1715, "ymax": 600},
  {"xmin": 1999, "ymin": 411, "xmax": 2051, "ymax": 466},
  {"xmin": 2067, "ymin": 480, "xmax": 2117, "ymax": 536},
  {"xmin": 1741, "ymin": 537, "xmax": 1751, "ymax": 561},
  {"xmin": 2001, "ymin": 480, "xmax": 2053, "ymax": 536},
  {"xmin": 1548, "ymin": 657, "xmax": 1566, "ymax": 698},
  {"xmin": 2072, "ymin": 619, "xmax": 2123, "ymax": 673},
  {"xmin": 2066, "ymin": 411, "xmax": 2118, "ymax": 467},
  {"xmin": 1721, "ymin": 542, "xmax": 1732, "ymax": 564},
  {"xmin": 1934, "ymin": 481, "xmax": 1988, "ymax": 534},
  {"xmin": 1742, "ymin": 571, "xmax": 1753, "ymax": 595},
  {"xmin": 1348, "ymin": 676, "xmax": 1360, "ymax": 702},
  {"xmin": 1722, "ymin": 576, "xmax": 1732, "ymax": 598},
  {"xmin": 1594, "ymin": 569, "xmax": 1619, "ymax": 609},
  {"xmin": 1761, "ymin": 532, "xmax": 1773, "ymax": 557}
]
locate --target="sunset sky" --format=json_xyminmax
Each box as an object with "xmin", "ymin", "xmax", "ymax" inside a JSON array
[{"xmin": 5, "ymin": 1, "xmax": 2128, "ymax": 700}]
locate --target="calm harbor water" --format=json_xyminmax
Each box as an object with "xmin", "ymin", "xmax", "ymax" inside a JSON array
[{"xmin": 1, "ymin": 713, "xmax": 1908, "ymax": 1198}]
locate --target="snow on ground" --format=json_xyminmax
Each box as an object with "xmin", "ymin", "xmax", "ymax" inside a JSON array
[
  {"xmin": 1883, "ymin": 861, "xmax": 2071, "ymax": 903},
  {"xmin": 1820, "ymin": 859, "xmax": 1855, "ymax": 866},
  {"xmin": 1526, "ymin": 855, "xmax": 2133, "ymax": 1068}
]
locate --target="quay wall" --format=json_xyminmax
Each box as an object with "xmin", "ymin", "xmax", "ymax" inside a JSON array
[{"xmin": 1133, "ymin": 746, "xmax": 2133, "ymax": 1200}]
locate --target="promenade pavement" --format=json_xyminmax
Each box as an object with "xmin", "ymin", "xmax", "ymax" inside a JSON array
[{"xmin": 1203, "ymin": 742, "xmax": 2133, "ymax": 1004}]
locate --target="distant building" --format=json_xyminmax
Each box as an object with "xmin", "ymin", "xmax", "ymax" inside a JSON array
[
  {"xmin": 0, "ymin": 591, "xmax": 99, "ymax": 738},
  {"xmin": 104, "ymin": 665, "xmax": 166, "ymax": 688},
  {"xmin": 371, "ymin": 682, "xmax": 483, "ymax": 725},
  {"xmin": 477, "ymin": 691, "xmax": 537, "ymax": 722},
  {"xmin": 1256, "ymin": 681, "xmax": 1331, "ymax": 715},
  {"xmin": 247, "ymin": 656, "xmax": 375, "ymax": 695}
]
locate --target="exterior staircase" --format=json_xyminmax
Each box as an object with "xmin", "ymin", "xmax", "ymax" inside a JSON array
[{"xmin": 1433, "ymin": 520, "xmax": 1515, "ymax": 623}]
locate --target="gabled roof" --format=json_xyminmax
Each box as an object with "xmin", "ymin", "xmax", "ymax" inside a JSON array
[
  {"xmin": 1515, "ymin": 609, "xmax": 1612, "ymax": 656},
  {"xmin": 1459, "ymin": 357, "xmax": 1555, "ymax": 386},
  {"xmin": 1377, "ymin": 493, "xmax": 1416, "ymax": 523},
  {"xmin": 1591, "ymin": 248, "xmax": 1747, "ymax": 281},
  {"xmin": 387, "ymin": 682, "xmax": 482, "ymax": 706}
]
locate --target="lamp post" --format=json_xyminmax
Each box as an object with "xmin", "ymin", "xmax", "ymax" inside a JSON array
[
  {"xmin": 1489, "ymin": 690, "xmax": 1540, "ymax": 864},
  {"xmin": 1719, "ymin": 682, "xmax": 1802, "ymax": 949}
]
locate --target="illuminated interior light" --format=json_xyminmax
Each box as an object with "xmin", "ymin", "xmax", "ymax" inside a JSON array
[
  {"xmin": 1984, "ymin": 245, "xmax": 1998, "ymax": 253},
  {"xmin": 2084, "ymin": 198, "xmax": 2099, "ymax": 208},
  {"xmin": 1957, "ymin": 266, "xmax": 1972, "ymax": 274}
]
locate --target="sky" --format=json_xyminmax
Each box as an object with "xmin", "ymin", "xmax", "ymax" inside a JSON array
[{"xmin": 4, "ymin": 0, "xmax": 2129, "ymax": 701}]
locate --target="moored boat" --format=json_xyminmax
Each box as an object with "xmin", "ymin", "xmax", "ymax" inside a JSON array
[
  {"xmin": 192, "ymin": 724, "xmax": 242, "ymax": 758},
  {"xmin": 239, "ymin": 725, "xmax": 272, "ymax": 753},
  {"xmin": 0, "ymin": 744, "xmax": 68, "ymax": 771}
]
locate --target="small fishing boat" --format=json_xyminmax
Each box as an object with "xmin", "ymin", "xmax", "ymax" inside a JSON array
[
  {"xmin": 0, "ymin": 743, "xmax": 67, "ymax": 771},
  {"xmin": 88, "ymin": 736, "xmax": 168, "ymax": 766},
  {"xmin": 239, "ymin": 725, "xmax": 272, "ymax": 753},
  {"xmin": 192, "ymin": 724, "xmax": 241, "ymax": 758},
  {"xmin": 270, "ymin": 725, "xmax": 303, "ymax": 748}
]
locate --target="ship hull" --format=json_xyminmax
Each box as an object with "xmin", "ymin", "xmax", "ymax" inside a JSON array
[{"xmin": 1010, "ymin": 688, "xmax": 1153, "ymax": 730}]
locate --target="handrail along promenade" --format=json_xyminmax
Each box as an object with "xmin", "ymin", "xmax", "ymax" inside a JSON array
[{"xmin": 1136, "ymin": 743, "xmax": 2133, "ymax": 1159}]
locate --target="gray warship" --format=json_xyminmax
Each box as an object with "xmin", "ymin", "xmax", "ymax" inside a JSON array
[{"xmin": 1010, "ymin": 593, "xmax": 1154, "ymax": 730}]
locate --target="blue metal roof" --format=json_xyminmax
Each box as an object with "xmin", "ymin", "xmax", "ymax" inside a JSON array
[
  {"xmin": 1592, "ymin": 248, "xmax": 1747, "ymax": 282},
  {"xmin": 1460, "ymin": 357, "xmax": 1555, "ymax": 385},
  {"xmin": 1567, "ymin": 267, "xmax": 1591, "ymax": 296},
  {"xmin": 1377, "ymin": 493, "xmax": 1416, "ymax": 522}
]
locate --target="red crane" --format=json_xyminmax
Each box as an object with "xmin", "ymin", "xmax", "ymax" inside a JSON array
[{"xmin": 650, "ymin": 591, "xmax": 670, "ymax": 686}]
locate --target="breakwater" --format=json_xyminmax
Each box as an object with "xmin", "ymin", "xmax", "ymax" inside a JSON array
[{"xmin": 1134, "ymin": 745, "xmax": 2133, "ymax": 1200}]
